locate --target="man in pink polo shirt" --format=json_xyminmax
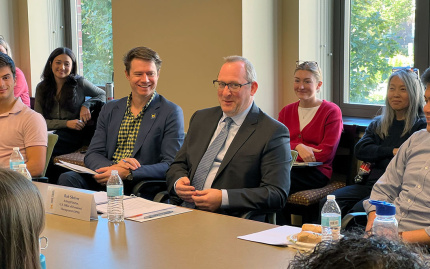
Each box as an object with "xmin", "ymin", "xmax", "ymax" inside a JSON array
[{"xmin": 0, "ymin": 52, "xmax": 47, "ymax": 176}]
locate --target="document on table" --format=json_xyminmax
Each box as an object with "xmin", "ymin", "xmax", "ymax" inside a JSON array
[
  {"xmin": 238, "ymin": 225, "xmax": 302, "ymax": 246},
  {"xmin": 55, "ymin": 160, "xmax": 97, "ymax": 175},
  {"xmin": 95, "ymin": 192, "xmax": 191, "ymax": 222}
]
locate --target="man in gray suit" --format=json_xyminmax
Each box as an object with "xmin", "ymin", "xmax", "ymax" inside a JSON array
[{"xmin": 166, "ymin": 56, "xmax": 291, "ymax": 217}]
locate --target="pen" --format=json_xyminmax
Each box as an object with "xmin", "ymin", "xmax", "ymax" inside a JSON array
[
  {"xmin": 144, "ymin": 210, "xmax": 174, "ymax": 219},
  {"xmin": 127, "ymin": 210, "xmax": 174, "ymax": 219}
]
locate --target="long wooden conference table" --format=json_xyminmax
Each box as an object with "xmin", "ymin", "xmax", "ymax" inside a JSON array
[{"xmin": 35, "ymin": 182, "xmax": 297, "ymax": 268}]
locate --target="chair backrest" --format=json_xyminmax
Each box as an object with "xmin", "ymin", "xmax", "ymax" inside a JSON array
[
  {"xmin": 290, "ymin": 150, "xmax": 298, "ymax": 168},
  {"xmin": 43, "ymin": 133, "xmax": 58, "ymax": 177}
]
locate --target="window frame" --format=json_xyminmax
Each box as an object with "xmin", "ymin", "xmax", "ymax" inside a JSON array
[{"xmin": 333, "ymin": 0, "xmax": 430, "ymax": 118}]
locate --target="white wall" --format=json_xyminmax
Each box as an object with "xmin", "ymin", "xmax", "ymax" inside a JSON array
[{"xmin": 242, "ymin": 0, "xmax": 280, "ymax": 117}]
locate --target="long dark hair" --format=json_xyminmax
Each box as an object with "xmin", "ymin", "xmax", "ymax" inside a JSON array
[{"xmin": 39, "ymin": 47, "xmax": 78, "ymax": 117}]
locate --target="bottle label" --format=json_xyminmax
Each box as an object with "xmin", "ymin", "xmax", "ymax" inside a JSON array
[
  {"xmin": 107, "ymin": 185, "xmax": 123, "ymax": 197},
  {"xmin": 10, "ymin": 160, "xmax": 24, "ymax": 170},
  {"xmin": 321, "ymin": 215, "xmax": 341, "ymax": 227}
]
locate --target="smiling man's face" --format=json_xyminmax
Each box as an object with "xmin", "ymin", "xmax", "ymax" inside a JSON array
[{"xmin": 126, "ymin": 59, "xmax": 159, "ymax": 100}]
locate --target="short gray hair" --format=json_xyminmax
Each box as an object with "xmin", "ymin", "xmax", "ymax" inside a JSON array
[{"xmin": 223, "ymin": 55, "xmax": 257, "ymax": 82}]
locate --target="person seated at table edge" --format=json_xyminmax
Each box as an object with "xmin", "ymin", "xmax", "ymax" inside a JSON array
[
  {"xmin": 57, "ymin": 46, "xmax": 184, "ymax": 196},
  {"xmin": 0, "ymin": 52, "xmax": 47, "ymax": 176},
  {"xmin": 0, "ymin": 168, "xmax": 46, "ymax": 269},
  {"xmin": 363, "ymin": 67, "xmax": 430, "ymax": 244},
  {"xmin": 166, "ymin": 55, "xmax": 291, "ymax": 218}
]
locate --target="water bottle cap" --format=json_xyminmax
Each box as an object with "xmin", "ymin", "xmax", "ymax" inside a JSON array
[
  {"xmin": 18, "ymin": 164, "xmax": 27, "ymax": 168},
  {"xmin": 111, "ymin": 170, "xmax": 118, "ymax": 175},
  {"xmin": 327, "ymin": 195, "xmax": 335, "ymax": 200},
  {"xmin": 369, "ymin": 200, "xmax": 396, "ymax": 215},
  {"xmin": 13, "ymin": 147, "xmax": 19, "ymax": 151}
]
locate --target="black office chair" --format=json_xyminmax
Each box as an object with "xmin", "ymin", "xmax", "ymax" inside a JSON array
[
  {"xmin": 132, "ymin": 180, "xmax": 168, "ymax": 201},
  {"xmin": 341, "ymin": 212, "xmax": 367, "ymax": 232}
]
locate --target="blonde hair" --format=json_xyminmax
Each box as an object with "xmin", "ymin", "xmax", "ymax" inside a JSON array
[
  {"xmin": 0, "ymin": 168, "xmax": 45, "ymax": 269},
  {"xmin": 0, "ymin": 36, "xmax": 13, "ymax": 58},
  {"xmin": 295, "ymin": 61, "xmax": 322, "ymax": 82}
]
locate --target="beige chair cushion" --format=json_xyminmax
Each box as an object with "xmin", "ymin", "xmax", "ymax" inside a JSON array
[{"xmin": 287, "ymin": 181, "xmax": 346, "ymax": 206}]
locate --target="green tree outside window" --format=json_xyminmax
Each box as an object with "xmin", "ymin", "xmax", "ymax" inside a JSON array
[
  {"xmin": 349, "ymin": 0, "xmax": 414, "ymax": 105},
  {"xmin": 81, "ymin": 0, "xmax": 113, "ymax": 85}
]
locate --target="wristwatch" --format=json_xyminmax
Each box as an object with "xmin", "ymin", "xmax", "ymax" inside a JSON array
[{"xmin": 125, "ymin": 170, "xmax": 133, "ymax": 181}]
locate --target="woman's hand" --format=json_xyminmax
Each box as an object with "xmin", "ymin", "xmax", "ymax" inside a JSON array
[
  {"xmin": 295, "ymin": 143, "xmax": 322, "ymax": 162},
  {"xmin": 66, "ymin": 119, "xmax": 85, "ymax": 131},
  {"xmin": 80, "ymin": 106, "xmax": 91, "ymax": 124}
]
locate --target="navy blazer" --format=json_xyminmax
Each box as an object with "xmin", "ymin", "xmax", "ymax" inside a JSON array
[
  {"xmin": 85, "ymin": 93, "xmax": 184, "ymax": 181},
  {"xmin": 166, "ymin": 103, "xmax": 291, "ymax": 216}
]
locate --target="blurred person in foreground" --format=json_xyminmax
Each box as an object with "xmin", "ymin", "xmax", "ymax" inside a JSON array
[
  {"xmin": 0, "ymin": 168, "xmax": 45, "ymax": 269},
  {"xmin": 288, "ymin": 233, "xmax": 429, "ymax": 269}
]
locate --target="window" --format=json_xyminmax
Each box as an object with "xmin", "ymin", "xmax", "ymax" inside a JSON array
[
  {"xmin": 68, "ymin": 0, "xmax": 113, "ymax": 86},
  {"xmin": 333, "ymin": 0, "xmax": 430, "ymax": 117}
]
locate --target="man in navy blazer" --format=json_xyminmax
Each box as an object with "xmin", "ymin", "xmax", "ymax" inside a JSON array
[
  {"xmin": 58, "ymin": 47, "xmax": 184, "ymax": 194},
  {"xmin": 166, "ymin": 56, "xmax": 291, "ymax": 217}
]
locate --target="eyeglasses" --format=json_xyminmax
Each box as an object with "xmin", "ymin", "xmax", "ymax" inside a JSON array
[
  {"xmin": 213, "ymin": 80, "xmax": 252, "ymax": 92},
  {"xmin": 39, "ymin": 236, "xmax": 48, "ymax": 251},
  {"xmin": 392, "ymin": 66, "xmax": 420, "ymax": 77},
  {"xmin": 296, "ymin": 61, "xmax": 318, "ymax": 68}
]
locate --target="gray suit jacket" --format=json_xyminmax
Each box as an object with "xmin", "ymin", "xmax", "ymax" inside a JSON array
[
  {"xmin": 85, "ymin": 93, "xmax": 184, "ymax": 183},
  {"xmin": 166, "ymin": 103, "xmax": 291, "ymax": 216}
]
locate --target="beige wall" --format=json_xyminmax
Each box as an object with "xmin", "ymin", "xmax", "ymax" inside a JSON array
[
  {"xmin": 281, "ymin": 0, "xmax": 300, "ymax": 108},
  {"xmin": 112, "ymin": 0, "xmax": 242, "ymax": 130}
]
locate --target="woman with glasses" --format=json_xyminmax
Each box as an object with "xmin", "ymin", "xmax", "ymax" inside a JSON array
[
  {"xmin": 34, "ymin": 47, "xmax": 106, "ymax": 157},
  {"xmin": 278, "ymin": 61, "xmax": 343, "ymax": 194},
  {"xmin": 0, "ymin": 168, "xmax": 45, "ymax": 269},
  {"xmin": 323, "ymin": 69, "xmax": 426, "ymax": 217},
  {"xmin": 0, "ymin": 36, "xmax": 31, "ymax": 107}
]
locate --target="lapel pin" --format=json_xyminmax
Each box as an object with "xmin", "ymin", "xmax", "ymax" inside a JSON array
[{"xmin": 151, "ymin": 113, "xmax": 156, "ymax": 119}]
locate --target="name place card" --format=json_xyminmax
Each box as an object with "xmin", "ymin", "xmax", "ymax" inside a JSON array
[{"xmin": 45, "ymin": 186, "xmax": 98, "ymax": 221}]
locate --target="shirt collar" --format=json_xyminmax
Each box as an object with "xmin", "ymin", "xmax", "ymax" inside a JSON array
[
  {"xmin": 0, "ymin": 98, "xmax": 24, "ymax": 117},
  {"xmin": 219, "ymin": 102, "xmax": 253, "ymax": 127},
  {"xmin": 126, "ymin": 91, "xmax": 157, "ymax": 117}
]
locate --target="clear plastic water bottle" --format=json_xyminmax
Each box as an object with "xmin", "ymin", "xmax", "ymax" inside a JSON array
[
  {"xmin": 18, "ymin": 164, "xmax": 32, "ymax": 181},
  {"xmin": 107, "ymin": 170, "xmax": 124, "ymax": 222},
  {"xmin": 321, "ymin": 195, "xmax": 341, "ymax": 241},
  {"xmin": 9, "ymin": 147, "xmax": 24, "ymax": 171},
  {"xmin": 369, "ymin": 200, "xmax": 398, "ymax": 240}
]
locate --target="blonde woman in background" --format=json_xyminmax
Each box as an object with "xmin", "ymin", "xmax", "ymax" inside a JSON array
[
  {"xmin": 278, "ymin": 61, "xmax": 343, "ymax": 195},
  {"xmin": 0, "ymin": 168, "xmax": 45, "ymax": 269},
  {"xmin": 0, "ymin": 36, "xmax": 30, "ymax": 107}
]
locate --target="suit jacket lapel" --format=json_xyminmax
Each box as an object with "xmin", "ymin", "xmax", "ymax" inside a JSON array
[
  {"xmin": 215, "ymin": 103, "xmax": 259, "ymax": 178},
  {"xmin": 107, "ymin": 98, "xmax": 127, "ymax": 158},
  {"xmin": 132, "ymin": 94, "xmax": 161, "ymax": 157}
]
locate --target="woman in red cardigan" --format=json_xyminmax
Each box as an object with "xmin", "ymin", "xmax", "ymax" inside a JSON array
[{"xmin": 278, "ymin": 61, "xmax": 343, "ymax": 194}]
